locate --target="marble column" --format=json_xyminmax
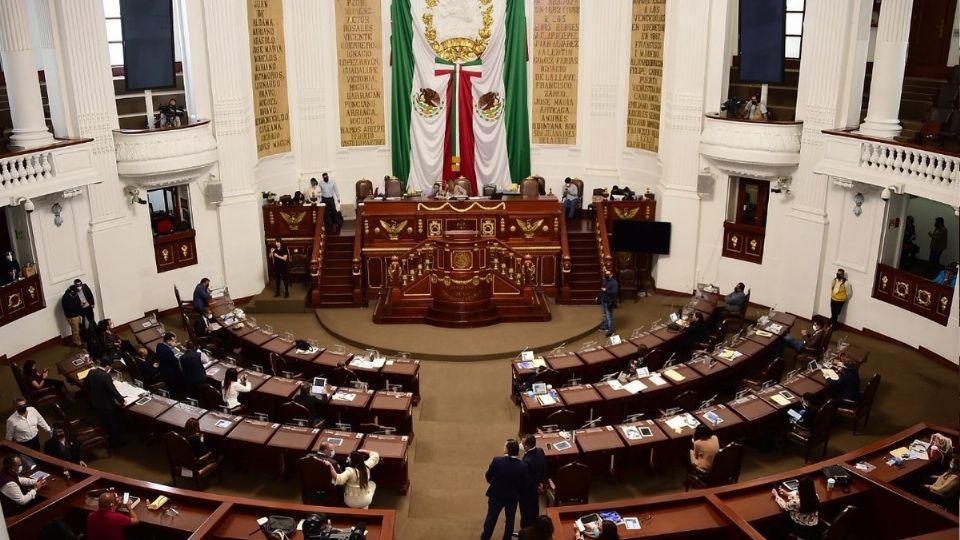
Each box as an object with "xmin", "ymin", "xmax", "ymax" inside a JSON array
[
  {"xmin": 859, "ymin": 0, "xmax": 913, "ymax": 138},
  {"xmin": 0, "ymin": 0, "xmax": 54, "ymax": 149}
]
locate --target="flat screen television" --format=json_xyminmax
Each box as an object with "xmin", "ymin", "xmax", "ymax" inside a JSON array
[
  {"xmin": 120, "ymin": 0, "xmax": 177, "ymax": 91},
  {"xmin": 738, "ymin": 0, "xmax": 786, "ymax": 84},
  {"xmin": 611, "ymin": 220, "xmax": 671, "ymax": 255}
]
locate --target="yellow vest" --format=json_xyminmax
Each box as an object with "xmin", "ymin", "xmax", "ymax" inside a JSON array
[{"xmin": 831, "ymin": 279, "xmax": 849, "ymax": 302}]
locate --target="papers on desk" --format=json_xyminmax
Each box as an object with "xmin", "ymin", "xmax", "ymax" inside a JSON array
[
  {"xmin": 222, "ymin": 314, "xmax": 237, "ymax": 325},
  {"xmin": 703, "ymin": 410, "xmax": 723, "ymax": 426},
  {"xmin": 646, "ymin": 374, "xmax": 668, "ymax": 387},
  {"xmin": 716, "ymin": 349, "xmax": 743, "ymax": 361},
  {"xmin": 607, "ymin": 379, "xmax": 623, "ymax": 391},
  {"xmin": 141, "ymin": 320, "xmax": 153, "ymax": 328},
  {"xmin": 214, "ymin": 419, "xmax": 233, "ymax": 429},
  {"xmin": 206, "ymin": 366, "xmax": 221, "ymax": 376},
  {"xmin": 770, "ymin": 393, "xmax": 793, "ymax": 407},
  {"xmin": 765, "ymin": 323, "xmax": 784, "ymax": 334},
  {"xmin": 516, "ymin": 357, "xmax": 547, "ymax": 370},
  {"xmin": 623, "ymin": 379, "xmax": 647, "ymax": 394},
  {"xmin": 210, "ymin": 287, "xmax": 225, "ymax": 299},
  {"xmin": 754, "ymin": 329, "xmax": 774, "ymax": 338},
  {"xmin": 536, "ymin": 393, "xmax": 558, "ymax": 406},
  {"xmin": 855, "ymin": 461, "xmax": 877, "ymax": 473},
  {"xmin": 621, "ymin": 425, "xmax": 651, "ymax": 441},
  {"xmin": 208, "ymin": 322, "xmax": 222, "ymax": 331},
  {"xmin": 332, "ymin": 390, "xmax": 358, "ymax": 402},
  {"xmin": 114, "ymin": 380, "xmax": 148, "ymax": 405},
  {"xmin": 76, "ymin": 368, "xmax": 92, "ymax": 381},
  {"xmin": 664, "ymin": 413, "xmax": 699, "ymax": 432},
  {"xmin": 821, "ymin": 368, "xmax": 840, "ymax": 381},
  {"xmin": 350, "ymin": 356, "xmax": 386, "ymax": 369},
  {"xmin": 296, "ymin": 346, "xmax": 321, "ymax": 355},
  {"xmin": 663, "ymin": 369, "xmax": 685, "ymax": 382}
]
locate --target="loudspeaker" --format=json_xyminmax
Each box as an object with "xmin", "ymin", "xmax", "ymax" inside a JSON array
[{"xmin": 204, "ymin": 181, "xmax": 223, "ymax": 203}]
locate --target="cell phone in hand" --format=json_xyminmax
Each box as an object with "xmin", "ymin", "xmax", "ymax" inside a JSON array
[{"xmin": 123, "ymin": 492, "xmax": 129, "ymax": 505}]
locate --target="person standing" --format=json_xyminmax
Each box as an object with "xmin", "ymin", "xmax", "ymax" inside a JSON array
[
  {"xmin": 1, "ymin": 251, "xmax": 20, "ymax": 285},
  {"xmin": 192, "ymin": 277, "xmax": 215, "ymax": 313},
  {"xmin": 73, "ymin": 279, "xmax": 96, "ymax": 333},
  {"xmin": 319, "ymin": 172, "xmax": 342, "ymax": 233},
  {"xmin": 928, "ymin": 217, "xmax": 948, "ymax": 275},
  {"xmin": 829, "ymin": 269, "xmax": 851, "ymax": 326},
  {"xmin": 599, "ymin": 270, "xmax": 619, "ymax": 338},
  {"xmin": 178, "ymin": 346, "xmax": 207, "ymax": 399},
  {"xmin": 87, "ymin": 491, "xmax": 138, "ymax": 540},
  {"xmin": 562, "ymin": 177, "xmax": 579, "ymax": 220},
  {"xmin": 61, "ymin": 280, "xmax": 95, "ymax": 347},
  {"xmin": 5, "ymin": 397, "xmax": 53, "ymax": 451},
  {"xmin": 270, "ymin": 239, "xmax": 290, "ymax": 298},
  {"xmin": 519, "ymin": 435, "xmax": 546, "ymax": 529},
  {"xmin": 481, "ymin": 439, "xmax": 527, "ymax": 540},
  {"xmin": 83, "ymin": 356, "xmax": 127, "ymax": 448}
]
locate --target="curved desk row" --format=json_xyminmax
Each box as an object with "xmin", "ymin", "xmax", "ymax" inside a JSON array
[
  {"xmin": 2, "ymin": 440, "xmax": 395, "ymax": 539},
  {"xmin": 547, "ymin": 422, "xmax": 958, "ymax": 539}
]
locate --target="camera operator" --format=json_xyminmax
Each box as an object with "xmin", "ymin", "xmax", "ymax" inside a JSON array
[{"xmin": 155, "ymin": 98, "xmax": 186, "ymax": 128}]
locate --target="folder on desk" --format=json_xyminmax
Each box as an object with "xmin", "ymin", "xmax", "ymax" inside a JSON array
[
  {"xmin": 716, "ymin": 349, "xmax": 743, "ymax": 361},
  {"xmin": 663, "ymin": 369, "xmax": 685, "ymax": 382},
  {"xmin": 771, "ymin": 394, "xmax": 793, "ymax": 407},
  {"xmin": 754, "ymin": 329, "xmax": 773, "ymax": 338},
  {"xmin": 536, "ymin": 393, "xmax": 557, "ymax": 406},
  {"xmin": 76, "ymin": 368, "xmax": 92, "ymax": 381},
  {"xmin": 646, "ymin": 374, "xmax": 668, "ymax": 386},
  {"xmin": 821, "ymin": 368, "xmax": 839, "ymax": 381},
  {"xmin": 623, "ymin": 380, "xmax": 647, "ymax": 394}
]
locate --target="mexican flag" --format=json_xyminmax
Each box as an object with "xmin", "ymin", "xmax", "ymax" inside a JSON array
[{"xmin": 390, "ymin": 0, "xmax": 530, "ymax": 193}]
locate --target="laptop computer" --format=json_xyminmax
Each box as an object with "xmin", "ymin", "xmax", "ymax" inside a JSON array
[{"xmin": 310, "ymin": 377, "xmax": 328, "ymax": 396}]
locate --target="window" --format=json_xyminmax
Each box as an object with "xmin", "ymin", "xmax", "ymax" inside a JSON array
[
  {"xmin": 148, "ymin": 185, "xmax": 197, "ymax": 272},
  {"xmin": 0, "ymin": 206, "xmax": 45, "ymax": 326},
  {"xmin": 103, "ymin": 0, "xmax": 187, "ymax": 130},
  {"xmin": 722, "ymin": 178, "xmax": 769, "ymax": 264},
  {"xmin": 785, "ymin": 0, "xmax": 805, "ymax": 59}
]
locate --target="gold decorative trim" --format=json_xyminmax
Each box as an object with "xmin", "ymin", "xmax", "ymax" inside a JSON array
[
  {"xmin": 416, "ymin": 201, "xmax": 505, "ymax": 213},
  {"xmin": 614, "ymin": 207, "xmax": 639, "ymax": 219},
  {"xmin": 422, "ymin": 0, "xmax": 494, "ymax": 63}
]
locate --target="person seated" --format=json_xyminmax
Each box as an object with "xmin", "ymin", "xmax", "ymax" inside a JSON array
[
  {"xmin": 782, "ymin": 319, "xmax": 826, "ymax": 352},
  {"xmin": 618, "ymin": 358, "xmax": 641, "ymax": 383},
  {"xmin": 923, "ymin": 451, "xmax": 959, "ymax": 503},
  {"xmin": 96, "ymin": 318, "xmax": 137, "ymax": 358},
  {"xmin": 0, "ymin": 454, "xmax": 46, "ymax": 514},
  {"xmin": 293, "ymin": 383, "xmax": 329, "ymax": 425},
  {"xmin": 221, "ymin": 368, "xmax": 251, "ymax": 410},
  {"xmin": 562, "ymin": 177, "xmax": 579, "ymax": 220},
  {"xmin": 518, "ymin": 515, "xmax": 554, "ymax": 540},
  {"xmin": 609, "ymin": 185, "xmax": 624, "ymax": 200},
  {"xmin": 722, "ymin": 282, "xmax": 747, "ymax": 316},
  {"xmin": 21, "ymin": 359, "xmax": 68, "ymax": 400},
  {"xmin": 790, "ymin": 393, "xmax": 820, "ymax": 431},
  {"xmin": 131, "ymin": 347, "xmax": 161, "ymax": 386},
  {"xmin": 44, "ymin": 425, "xmax": 87, "ymax": 467},
  {"xmin": 87, "ymin": 490, "xmax": 138, "ymax": 539},
  {"xmin": 742, "ymin": 94, "xmax": 769, "ymax": 121},
  {"xmin": 182, "ymin": 417, "xmax": 216, "ymax": 461},
  {"xmin": 689, "ymin": 425, "xmax": 720, "ymax": 478},
  {"xmin": 1, "ymin": 251, "xmax": 21, "ymax": 285},
  {"xmin": 934, "ymin": 262, "xmax": 958, "ymax": 287},
  {"xmin": 772, "ymin": 475, "xmax": 819, "ymax": 539},
  {"xmin": 326, "ymin": 450, "xmax": 380, "ymax": 509},
  {"xmin": 826, "ymin": 361, "xmax": 860, "ymax": 403},
  {"xmin": 178, "ymin": 347, "xmax": 208, "ymax": 399},
  {"xmin": 574, "ymin": 519, "xmax": 620, "ymax": 540},
  {"xmin": 687, "ymin": 312, "xmax": 709, "ymax": 347}
]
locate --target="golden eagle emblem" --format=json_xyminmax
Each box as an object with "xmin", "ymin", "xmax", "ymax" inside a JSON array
[
  {"xmin": 475, "ymin": 91, "xmax": 503, "ymax": 122},
  {"xmin": 515, "ymin": 218, "xmax": 544, "ymax": 239},
  {"xmin": 379, "ymin": 220, "xmax": 408, "ymax": 241},
  {"xmin": 413, "ymin": 88, "xmax": 443, "ymax": 118},
  {"xmin": 614, "ymin": 207, "xmax": 639, "ymax": 220},
  {"xmin": 280, "ymin": 211, "xmax": 306, "ymax": 231}
]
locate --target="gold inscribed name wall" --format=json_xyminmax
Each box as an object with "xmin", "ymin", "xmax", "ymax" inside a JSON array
[
  {"xmin": 247, "ymin": 0, "xmax": 291, "ymax": 158},
  {"xmin": 532, "ymin": 0, "xmax": 580, "ymax": 145},
  {"xmin": 626, "ymin": 0, "xmax": 665, "ymax": 152},
  {"xmin": 335, "ymin": 0, "xmax": 385, "ymax": 147}
]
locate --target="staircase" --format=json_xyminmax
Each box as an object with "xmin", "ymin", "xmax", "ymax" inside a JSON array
[
  {"xmin": 316, "ymin": 235, "xmax": 359, "ymax": 307},
  {"xmin": 566, "ymin": 228, "xmax": 602, "ymax": 305},
  {"xmin": 896, "ymin": 77, "xmax": 947, "ymax": 143}
]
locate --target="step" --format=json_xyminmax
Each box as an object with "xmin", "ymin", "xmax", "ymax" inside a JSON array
[{"xmin": 321, "ymin": 282, "xmax": 354, "ymax": 292}]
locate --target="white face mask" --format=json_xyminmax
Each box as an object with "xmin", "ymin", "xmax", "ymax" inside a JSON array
[{"xmin": 5, "ymin": 254, "xmax": 11, "ymax": 261}]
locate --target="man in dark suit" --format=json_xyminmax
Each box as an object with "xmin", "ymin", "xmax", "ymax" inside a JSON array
[
  {"xmin": 481, "ymin": 439, "xmax": 527, "ymax": 540},
  {"xmin": 178, "ymin": 347, "xmax": 207, "ymax": 399},
  {"xmin": 155, "ymin": 333, "xmax": 181, "ymax": 393},
  {"xmin": 294, "ymin": 383, "xmax": 330, "ymax": 425},
  {"xmin": 519, "ymin": 434, "xmax": 546, "ymax": 529},
  {"xmin": 308, "ymin": 441, "xmax": 343, "ymax": 505},
  {"xmin": 82, "ymin": 356, "xmax": 126, "ymax": 447},
  {"xmin": 827, "ymin": 361, "xmax": 861, "ymax": 403}
]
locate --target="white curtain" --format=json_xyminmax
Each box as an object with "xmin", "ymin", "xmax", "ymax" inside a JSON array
[{"xmin": 471, "ymin": 0, "xmax": 510, "ymax": 188}]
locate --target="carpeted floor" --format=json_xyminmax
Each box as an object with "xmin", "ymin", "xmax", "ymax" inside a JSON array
[{"xmin": 4, "ymin": 293, "xmax": 957, "ymax": 540}]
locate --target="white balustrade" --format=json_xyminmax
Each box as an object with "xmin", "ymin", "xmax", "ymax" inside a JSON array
[
  {"xmin": 0, "ymin": 140, "xmax": 98, "ymax": 205},
  {"xmin": 858, "ymin": 141, "xmax": 959, "ymax": 189},
  {"xmin": 0, "ymin": 150, "xmax": 53, "ymax": 191}
]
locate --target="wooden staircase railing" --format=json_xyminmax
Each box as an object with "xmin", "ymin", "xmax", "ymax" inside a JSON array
[
  {"xmin": 595, "ymin": 201, "xmax": 614, "ymax": 273},
  {"xmin": 351, "ymin": 205, "xmax": 365, "ymax": 305},
  {"xmin": 308, "ymin": 217, "xmax": 327, "ymax": 305},
  {"xmin": 559, "ymin": 210, "xmax": 572, "ymax": 303}
]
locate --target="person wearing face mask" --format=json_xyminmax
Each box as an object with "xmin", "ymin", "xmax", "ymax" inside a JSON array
[
  {"xmin": 82, "ymin": 356, "xmax": 127, "ymax": 448},
  {"xmin": 0, "ymin": 251, "xmax": 20, "ymax": 285},
  {"xmin": 306, "ymin": 441, "xmax": 343, "ymax": 505},
  {"xmin": 269, "ymin": 239, "xmax": 290, "ymax": 298},
  {"xmin": 742, "ymin": 93, "xmax": 768, "ymax": 120},
  {"xmin": 829, "ymin": 268, "xmax": 852, "ymax": 326},
  {"xmin": 44, "ymin": 424, "xmax": 87, "ymax": 466},
  {"xmin": 61, "ymin": 279, "xmax": 96, "ymax": 346},
  {"xmin": 0, "ymin": 454, "xmax": 46, "ymax": 514},
  {"xmin": 318, "ymin": 172, "xmax": 342, "ymax": 233},
  {"xmin": 4, "ymin": 397, "xmax": 53, "ymax": 451}
]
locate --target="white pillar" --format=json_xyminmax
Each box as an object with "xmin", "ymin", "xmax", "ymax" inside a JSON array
[
  {"xmin": 859, "ymin": 0, "xmax": 913, "ymax": 138},
  {"xmin": 0, "ymin": 0, "xmax": 54, "ymax": 149}
]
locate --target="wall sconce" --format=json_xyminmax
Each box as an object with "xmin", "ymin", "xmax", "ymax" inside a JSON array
[
  {"xmin": 52, "ymin": 202, "xmax": 63, "ymax": 227},
  {"xmin": 852, "ymin": 192, "xmax": 864, "ymax": 217},
  {"xmin": 124, "ymin": 186, "xmax": 147, "ymax": 205}
]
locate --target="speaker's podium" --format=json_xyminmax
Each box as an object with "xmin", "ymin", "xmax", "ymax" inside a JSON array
[{"xmin": 364, "ymin": 196, "xmax": 560, "ymax": 327}]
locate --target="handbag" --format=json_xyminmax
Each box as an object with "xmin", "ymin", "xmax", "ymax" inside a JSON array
[{"xmin": 260, "ymin": 515, "xmax": 297, "ymax": 539}]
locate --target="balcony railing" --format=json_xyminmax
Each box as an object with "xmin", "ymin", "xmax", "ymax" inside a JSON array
[
  {"xmin": 699, "ymin": 113, "xmax": 803, "ymax": 178},
  {"xmin": 872, "ymin": 263, "xmax": 953, "ymax": 326},
  {"xmin": 113, "ymin": 120, "xmax": 217, "ymax": 187},
  {"xmin": 0, "ymin": 139, "xmax": 97, "ymax": 205},
  {"xmin": 817, "ymin": 129, "xmax": 959, "ymax": 204}
]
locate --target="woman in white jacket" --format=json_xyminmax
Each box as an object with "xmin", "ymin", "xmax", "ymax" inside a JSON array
[
  {"xmin": 221, "ymin": 368, "xmax": 250, "ymax": 410},
  {"xmin": 327, "ymin": 450, "xmax": 380, "ymax": 508}
]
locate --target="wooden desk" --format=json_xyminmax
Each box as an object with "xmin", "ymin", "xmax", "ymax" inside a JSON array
[
  {"xmin": 156, "ymin": 402, "xmax": 207, "ymax": 430},
  {"xmin": 628, "ymin": 331, "xmax": 665, "ymax": 351},
  {"xmin": 604, "ymin": 341, "xmax": 640, "ymax": 364},
  {"xmin": 575, "ymin": 347, "xmax": 617, "ymax": 381},
  {"xmin": 127, "ymin": 394, "xmax": 177, "ymax": 421},
  {"xmin": 257, "ymin": 376, "xmax": 302, "ymax": 401},
  {"xmin": 314, "ymin": 429, "xmax": 364, "ymax": 457},
  {"xmin": 756, "ymin": 384, "xmax": 801, "ymax": 410},
  {"xmin": 56, "ymin": 354, "xmax": 94, "ymax": 386},
  {"xmin": 686, "ymin": 354, "xmax": 729, "ymax": 377},
  {"xmin": 545, "ymin": 351, "xmax": 585, "ymax": 372},
  {"xmin": 369, "ymin": 392, "xmax": 414, "ymax": 434},
  {"xmin": 360, "ymin": 434, "xmax": 410, "ymax": 494},
  {"xmin": 556, "ymin": 385, "xmax": 603, "ymax": 425},
  {"xmin": 133, "ymin": 325, "xmax": 166, "ymax": 346},
  {"xmin": 227, "ymin": 418, "xmax": 279, "ymax": 445},
  {"xmin": 198, "ymin": 411, "xmax": 242, "ymax": 438},
  {"xmin": 268, "ymin": 425, "xmax": 321, "ymax": 474},
  {"xmin": 692, "ymin": 404, "xmax": 744, "ymax": 438},
  {"xmin": 575, "ymin": 425, "xmax": 625, "ymax": 474},
  {"xmin": 535, "ymin": 432, "xmax": 580, "ymax": 474},
  {"xmin": 770, "ymin": 312, "xmax": 798, "ymax": 327},
  {"xmin": 726, "ymin": 393, "xmax": 778, "ymax": 422},
  {"xmin": 781, "ymin": 373, "xmax": 826, "ymax": 398},
  {"xmin": 262, "ymin": 337, "xmax": 295, "ymax": 357},
  {"xmin": 520, "ymin": 390, "xmax": 564, "ymax": 433},
  {"xmin": 315, "ymin": 349, "xmax": 353, "ymax": 368}
]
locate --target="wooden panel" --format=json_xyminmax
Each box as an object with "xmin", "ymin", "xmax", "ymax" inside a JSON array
[
  {"xmin": 153, "ymin": 229, "xmax": 198, "ymax": 273},
  {"xmin": 0, "ymin": 273, "xmax": 45, "ymax": 328},
  {"xmin": 722, "ymin": 221, "xmax": 765, "ymax": 264},
  {"xmin": 872, "ymin": 263, "xmax": 953, "ymax": 326}
]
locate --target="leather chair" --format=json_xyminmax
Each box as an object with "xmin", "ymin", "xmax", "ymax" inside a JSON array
[
  {"xmin": 161, "ymin": 431, "xmax": 221, "ymax": 488},
  {"xmin": 535, "ymin": 176, "xmax": 546, "ymax": 196},
  {"xmin": 174, "ymin": 285, "xmax": 193, "ymax": 316},
  {"xmin": 481, "ymin": 184, "xmax": 497, "ymax": 197},
  {"xmin": 356, "ymin": 178, "xmax": 373, "ymax": 205},
  {"xmin": 448, "ymin": 177, "xmax": 472, "ymax": 196},
  {"xmin": 296, "ymin": 454, "xmax": 341, "ymax": 506},
  {"xmin": 787, "ymin": 399, "xmax": 838, "ymax": 462},
  {"xmin": 741, "ymin": 357, "xmax": 785, "ymax": 391},
  {"xmin": 545, "ymin": 409, "xmax": 578, "ymax": 432},
  {"xmin": 269, "ymin": 352, "xmax": 303, "ymax": 379},
  {"xmin": 672, "ymin": 390, "xmax": 700, "ymax": 413},
  {"xmin": 198, "ymin": 383, "xmax": 228, "ymax": 412},
  {"xmin": 796, "ymin": 323, "xmax": 834, "ymax": 367},
  {"xmin": 278, "ymin": 401, "xmax": 323, "ymax": 428},
  {"xmin": 124, "ymin": 357, "xmax": 166, "ymax": 394},
  {"xmin": 685, "ymin": 442, "xmax": 745, "ymax": 490},
  {"xmin": 570, "ymin": 177, "xmax": 584, "ymax": 215},
  {"xmin": 385, "ymin": 177, "xmax": 403, "ymax": 198},
  {"xmin": 821, "ymin": 505, "xmax": 858, "ymax": 540},
  {"xmin": 53, "ymin": 404, "xmax": 110, "ymax": 459},
  {"xmin": 837, "ymin": 373, "xmax": 880, "ymax": 434},
  {"xmin": 11, "ymin": 362, "xmax": 58, "ymax": 409},
  {"xmin": 548, "ymin": 462, "xmax": 590, "ymax": 506},
  {"xmin": 521, "ymin": 177, "xmax": 539, "ymax": 198}
]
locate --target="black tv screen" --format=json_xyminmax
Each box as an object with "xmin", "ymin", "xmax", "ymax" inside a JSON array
[
  {"xmin": 120, "ymin": 0, "xmax": 176, "ymax": 91},
  {"xmin": 738, "ymin": 0, "xmax": 786, "ymax": 83},
  {"xmin": 611, "ymin": 220, "xmax": 671, "ymax": 255}
]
